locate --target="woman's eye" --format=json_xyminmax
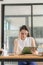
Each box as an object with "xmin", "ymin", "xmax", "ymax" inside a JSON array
[
  {"xmin": 21, "ymin": 33, "xmax": 24, "ymax": 35},
  {"xmin": 21, "ymin": 33, "xmax": 27, "ymax": 35}
]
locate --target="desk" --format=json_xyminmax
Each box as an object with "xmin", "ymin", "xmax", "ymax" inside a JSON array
[
  {"xmin": 0, "ymin": 54, "xmax": 43, "ymax": 61},
  {"xmin": 0, "ymin": 54, "xmax": 43, "ymax": 65}
]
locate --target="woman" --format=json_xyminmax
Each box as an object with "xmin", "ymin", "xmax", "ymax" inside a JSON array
[{"xmin": 14, "ymin": 25, "xmax": 38, "ymax": 65}]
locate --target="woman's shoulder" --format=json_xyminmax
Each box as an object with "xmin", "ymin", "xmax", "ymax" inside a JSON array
[
  {"xmin": 27, "ymin": 37, "xmax": 35, "ymax": 40},
  {"xmin": 14, "ymin": 38, "xmax": 19, "ymax": 43}
]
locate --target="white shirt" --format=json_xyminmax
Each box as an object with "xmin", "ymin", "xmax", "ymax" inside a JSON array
[
  {"xmin": 15, "ymin": 37, "xmax": 35, "ymax": 54},
  {"xmin": 18, "ymin": 37, "xmax": 32, "ymax": 50}
]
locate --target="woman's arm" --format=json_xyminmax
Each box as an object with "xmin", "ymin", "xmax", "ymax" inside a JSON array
[
  {"xmin": 14, "ymin": 39, "xmax": 18, "ymax": 55},
  {"xmin": 14, "ymin": 39, "xmax": 21, "ymax": 55},
  {"xmin": 31, "ymin": 37, "xmax": 38, "ymax": 55}
]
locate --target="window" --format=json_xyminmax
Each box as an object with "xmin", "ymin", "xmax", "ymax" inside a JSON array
[{"xmin": 2, "ymin": 4, "xmax": 43, "ymax": 53}]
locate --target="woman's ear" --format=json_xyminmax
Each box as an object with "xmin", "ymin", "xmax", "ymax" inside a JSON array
[
  {"xmin": 27, "ymin": 33, "xmax": 29, "ymax": 37},
  {"xmin": 27, "ymin": 32, "xmax": 30, "ymax": 37}
]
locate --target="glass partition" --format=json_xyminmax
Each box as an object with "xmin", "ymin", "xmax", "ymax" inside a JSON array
[
  {"xmin": 3, "ymin": 4, "xmax": 43, "ymax": 54},
  {"xmin": 4, "ymin": 5, "xmax": 31, "ymax": 53},
  {"xmin": 1, "ymin": 4, "xmax": 43, "ymax": 65},
  {"xmin": 33, "ymin": 5, "xmax": 43, "ymax": 52}
]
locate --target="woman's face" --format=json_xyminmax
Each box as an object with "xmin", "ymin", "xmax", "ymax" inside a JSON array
[{"xmin": 19, "ymin": 30, "xmax": 28, "ymax": 40}]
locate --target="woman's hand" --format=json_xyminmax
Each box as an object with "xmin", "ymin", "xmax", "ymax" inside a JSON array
[{"xmin": 31, "ymin": 50, "xmax": 38, "ymax": 55}]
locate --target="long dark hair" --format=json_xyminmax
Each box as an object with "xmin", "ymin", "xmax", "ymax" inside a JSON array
[{"xmin": 19, "ymin": 25, "xmax": 30, "ymax": 37}]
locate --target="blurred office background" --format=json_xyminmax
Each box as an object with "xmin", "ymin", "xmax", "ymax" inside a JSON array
[
  {"xmin": 0, "ymin": 0, "xmax": 43, "ymax": 65},
  {"xmin": 4, "ymin": 5, "xmax": 43, "ymax": 53},
  {"xmin": 4, "ymin": 4, "xmax": 43, "ymax": 65}
]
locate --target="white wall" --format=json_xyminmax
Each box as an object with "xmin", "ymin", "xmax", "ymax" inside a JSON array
[{"xmin": 0, "ymin": 0, "xmax": 43, "ymax": 48}]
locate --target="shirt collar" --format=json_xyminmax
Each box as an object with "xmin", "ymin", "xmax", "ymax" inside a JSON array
[{"xmin": 19, "ymin": 37, "xmax": 27, "ymax": 42}]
